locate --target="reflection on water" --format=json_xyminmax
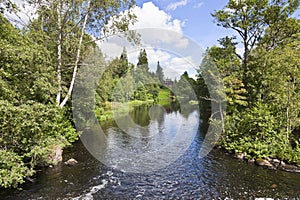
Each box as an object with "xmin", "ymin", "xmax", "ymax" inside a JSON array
[{"xmin": 1, "ymin": 102, "xmax": 300, "ymax": 199}]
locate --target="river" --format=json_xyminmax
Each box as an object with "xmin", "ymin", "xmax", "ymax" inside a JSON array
[{"xmin": 1, "ymin": 103, "xmax": 300, "ymax": 199}]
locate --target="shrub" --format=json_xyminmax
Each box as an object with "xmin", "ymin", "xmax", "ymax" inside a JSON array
[{"xmin": 0, "ymin": 100, "xmax": 77, "ymax": 188}]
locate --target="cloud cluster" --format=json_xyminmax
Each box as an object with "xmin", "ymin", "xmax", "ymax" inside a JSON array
[{"xmin": 130, "ymin": 2, "xmax": 185, "ymax": 33}]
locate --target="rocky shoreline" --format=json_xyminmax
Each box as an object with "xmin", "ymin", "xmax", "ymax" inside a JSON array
[{"xmin": 217, "ymin": 146, "xmax": 300, "ymax": 173}]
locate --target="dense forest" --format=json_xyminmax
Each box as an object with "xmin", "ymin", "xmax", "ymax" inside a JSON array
[{"xmin": 0, "ymin": 0, "xmax": 299, "ymax": 189}]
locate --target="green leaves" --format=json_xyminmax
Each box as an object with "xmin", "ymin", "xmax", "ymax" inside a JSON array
[
  {"xmin": 0, "ymin": 150, "xmax": 28, "ymax": 188},
  {"xmin": 207, "ymin": 0, "xmax": 300, "ymax": 165},
  {"xmin": 0, "ymin": 100, "xmax": 77, "ymax": 188}
]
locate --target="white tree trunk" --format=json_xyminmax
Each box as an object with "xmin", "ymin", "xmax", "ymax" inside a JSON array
[
  {"xmin": 286, "ymin": 82, "xmax": 290, "ymax": 144},
  {"xmin": 56, "ymin": 0, "xmax": 62, "ymax": 106},
  {"xmin": 59, "ymin": 0, "xmax": 91, "ymax": 108}
]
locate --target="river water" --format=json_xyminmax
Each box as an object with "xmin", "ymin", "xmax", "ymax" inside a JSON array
[{"xmin": 1, "ymin": 103, "xmax": 300, "ymax": 199}]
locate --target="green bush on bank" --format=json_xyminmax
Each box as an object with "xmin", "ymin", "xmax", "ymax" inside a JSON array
[
  {"xmin": 0, "ymin": 100, "xmax": 77, "ymax": 188},
  {"xmin": 220, "ymin": 102, "xmax": 300, "ymax": 165}
]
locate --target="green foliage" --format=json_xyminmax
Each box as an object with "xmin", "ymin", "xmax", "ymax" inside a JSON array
[
  {"xmin": 0, "ymin": 15, "xmax": 55, "ymax": 104},
  {"xmin": 156, "ymin": 61, "xmax": 164, "ymax": 84},
  {"xmin": 198, "ymin": 0, "xmax": 300, "ymax": 165},
  {"xmin": 0, "ymin": 15, "xmax": 79, "ymax": 188},
  {"xmin": 137, "ymin": 49, "xmax": 149, "ymax": 71},
  {"xmin": 0, "ymin": 150, "xmax": 28, "ymax": 188},
  {"xmin": 173, "ymin": 71, "xmax": 197, "ymax": 100},
  {"xmin": 0, "ymin": 100, "xmax": 77, "ymax": 188}
]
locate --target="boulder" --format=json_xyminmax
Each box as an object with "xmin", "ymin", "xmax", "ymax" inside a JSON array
[
  {"xmin": 48, "ymin": 145, "xmax": 63, "ymax": 165},
  {"xmin": 65, "ymin": 158, "xmax": 78, "ymax": 166},
  {"xmin": 271, "ymin": 159, "xmax": 281, "ymax": 167},
  {"xmin": 255, "ymin": 159, "xmax": 275, "ymax": 169},
  {"xmin": 235, "ymin": 153, "xmax": 246, "ymax": 160}
]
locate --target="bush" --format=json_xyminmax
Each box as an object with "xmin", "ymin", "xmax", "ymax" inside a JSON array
[
  {"xmin": 0, "ymin": 150, "xmax": 28, "ymax": 188},
  {"xmin": 221, "ymin": 102, "xmax": 300, "ymax": 163},
  {"xmin": 0, "ymin": 100, "xmax": 77, "ymax": 188}
]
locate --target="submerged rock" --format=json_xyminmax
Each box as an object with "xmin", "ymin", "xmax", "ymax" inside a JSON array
[
  {"xmin": 65, "ymin": 158, "xmax": 78, "ymax": 166},
  {"xmin": 271, "ymin": 183, "xmax": 278, "ymax": 188}
]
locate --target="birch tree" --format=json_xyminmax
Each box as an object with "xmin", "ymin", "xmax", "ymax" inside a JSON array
[{"xmin": 26, "ymin": 0, "xmax": 137, "ymax": 107}]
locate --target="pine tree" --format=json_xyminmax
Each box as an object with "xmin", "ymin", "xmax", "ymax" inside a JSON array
[
  {"xmin": 156, "ymin": 61, "xmax": 164, "ymax": 84},
  {"xmin": 137, "ymin": 49, "xmax": 149, "ymax": 72}
]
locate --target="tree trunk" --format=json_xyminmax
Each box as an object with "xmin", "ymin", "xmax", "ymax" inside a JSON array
[
  {"xmin": 59, "ymin": 0, "xmax": 91, "ymax": 108},
  {"xmin": 219, "ymin": 101, "xmax": 225, "ymax": 133},
  {"xmin": 56, "ymin": 0, "xmax": 62, "ymax": 106},
  {"xmin": 243, "ymin": 34, "xmax": 249, "ymax": 91},
  {"xmin": 286, "ymin": 81, "xmax": 290, "ymax": 144}
]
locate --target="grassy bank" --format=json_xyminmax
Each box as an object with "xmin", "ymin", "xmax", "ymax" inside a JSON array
[
  {"xmin": 95, "ymin": 88, "xmax": 173, "ymax": 121},
  {"xmin": 95, "ymin": 100, "xmax": 154, "ymax": 121}
]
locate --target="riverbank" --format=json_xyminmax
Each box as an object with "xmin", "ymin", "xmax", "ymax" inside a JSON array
[
  {"xmin": 215, "ymin": 145, "xmax": 300, "ymax": 173},
  {"xmin": 95, "ymin": 87, "xmax": 173, "ymax": 121},
  {"xmin": 95, "ymin": 100, "xmax": 154, "ymax": 121}
]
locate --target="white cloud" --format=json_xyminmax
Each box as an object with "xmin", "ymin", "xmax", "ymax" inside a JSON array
[
  {"xmin": 130, "ymin": 2, "xmax": 185, "ymax": 33},
  {"xmin": 128, "ymin": 2, "xmax": 189, "ymax": 49},
  {"xmin": 193, "ymin": 2, "xmax": 204, "ymax": 9},
  {"xmin": 163, "ymin": 56, "xmax": 197, "ymax": 79},
  {"xmin": 166, "ymin": 0, "xmax": 188, "ymax": 11}
]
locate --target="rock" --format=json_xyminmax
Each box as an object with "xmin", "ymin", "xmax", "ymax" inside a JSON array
[
  {"xmin": 271, "ymin": 184, "xmax": 278, "ymax": 189},
  {"xmin": 255, "ymin": 159, "xmax": 275, "ymax": 169},
  {"xmin": 65, "ymin": 158, "xmax": 78, "ymax": 166},
  {"xmin": 248, "ymin": 158, "xmax": 255, "ymax": 164},
  {"xmin": 271, "ymin": 159, "xmax": 281, "ymax": 167},
  {"xmin": 48, "ymin": 145, "xmax": 63, "ymax": 165},
  {"xmin": 235, "ymin": 153, "xmax": 246, "ymax": 160},
  {"xmin": 280, "ymin": 161, "xmax": 286, "ymax": 166},
  {"xmin": 26, "ymin": 177, "xmax": 35, "ymax": 183},
  {"xmin": 278, "ymin": 164, "xmax": 300, "ymax": 173}
]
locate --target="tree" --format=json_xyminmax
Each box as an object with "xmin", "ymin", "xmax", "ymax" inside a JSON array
[
  {"xmin": 156, "ymin": 61, "xmax": 164, "ymax": 84},
  {"xmin": 212, "ymin": 0, "xmax": 299, "ymax": 91},
  {"xmin": 19, "ymin": 0, "xmax": 137, "ymax": 108},
  {"xmin": 250, "ymin": 32, "xmax": 300, "ymax": 143},
  {"xmin": 137, "ymin": 48, "xmax": 149, "ymax": 72},
  {"xmin": 0, "ymin": 15, "xmax": 77, "ymax": 188},
  {"xmin": 120, "ymin": 47, "xmax": 128, "ymax": 63},
  {"xmin": 205, "ymin": 37, "xmax": 247, "ymax": 113},
  {"xmin": 173, "ymin": 71, "xmax": 197, "ymax": 100},
  {"xmin": 0, "ymin": 14, "xmax": 55, "ymax": 104},
  {"xmin": 211, "ymin": 1, "xmax": 300, "ymax": 162}
]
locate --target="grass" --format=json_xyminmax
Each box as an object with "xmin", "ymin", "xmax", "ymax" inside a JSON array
[
  {"xmin": 95, "ymin": 100, "xmax": 153, "ymax": 121},
  {"xmin": 158, "ymin": 87, "xmax": 171, "ymax": 99},
  {"xmin": 95, "ymin": 87, "xmax": 179, "ymax": 121}
]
